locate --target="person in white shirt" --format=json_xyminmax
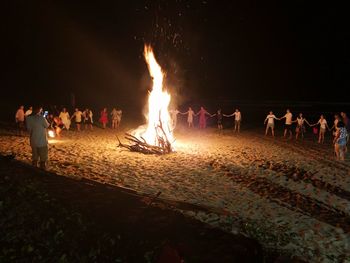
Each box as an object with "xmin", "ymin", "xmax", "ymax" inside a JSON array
[
  {"xmin": 110, "ymin": 108, "xmax": 122, "ymax": 129},
  {"xmin": 111, "ymin": 108, "xmax": 119, "ymax": 129},
  {"xmin": 59, "ymin": 108, "xmax": 71, "ymax": 130},
  {"xmin": 224, "ymin": 109, "xmax": 242, "ymax": 133},
  {"xmin": 180, "ymin": 107, "xmax": 195, "ymax": 128},
  {"xmin": 311, "ymin": 114, "xmax": 330, "ymax": 144},
  {"xmin": 71, "ymin": 108, "xmax": 83, "ymax": 131},
  {"xmin": 279, "ymin": 109, "xmax": 293, "ymax": 139},
  {"xmin": 264, "ymin": 111, "xmax": 278, "ymax": 137},
  {"xmin": 169, "ymin": 109, "xmax": 180, "ymax": 129}
]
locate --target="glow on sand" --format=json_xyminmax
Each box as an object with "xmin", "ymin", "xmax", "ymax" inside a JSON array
[
  {"xmin": 133, "ymin": 45, "xmax": 174, "ymax": 148},
  {"xmin": 48, "ymin": 130, "xmax": 55, "ymax": 138}
]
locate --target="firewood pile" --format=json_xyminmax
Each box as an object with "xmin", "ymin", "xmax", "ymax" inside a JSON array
[{"xmin": 117, "ymin": 123, "xmax": 173, "ymax": 154}]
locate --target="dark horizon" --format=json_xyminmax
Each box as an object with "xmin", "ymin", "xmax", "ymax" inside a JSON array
[{"xmin": 2, "ymin": 0, "xmax": 350, "ymax": 118}]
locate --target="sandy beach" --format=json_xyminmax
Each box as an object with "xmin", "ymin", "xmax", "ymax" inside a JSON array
[{"xmin": 1, "ymin": 124, "xmax": 349, "ymax": 262}]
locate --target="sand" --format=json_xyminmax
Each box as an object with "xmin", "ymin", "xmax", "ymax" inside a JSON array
[{"xmin": 1, "ymin": 125, "xmax": 349, "ymax": 262}]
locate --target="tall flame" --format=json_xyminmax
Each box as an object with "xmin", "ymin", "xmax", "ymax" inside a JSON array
[{"xmin": 134, "ymin": 45, "xmax": 174, "ymax": 148}]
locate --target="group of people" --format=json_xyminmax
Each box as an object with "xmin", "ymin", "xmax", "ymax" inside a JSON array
[
  {"xmin": 96, "ymin": 107, "xmax": 123, "ymax": 129},
  {"xmin": 15, "ymin": 106, "xmax": 123, "ymax": 136},
  {"xmin": 264, "ymin": 109, "xmax": 349, "ymax": 161},
  {"xmin": 170, "ymin": 107, "xmax": 242, "ymax": 132},
  {"xmin": 15, "ymin": 104, "xmax": 350, "ymax": 170},
  {"xmin": 15, "ymin": 105, "xmax": 33, "ymax": 135},
  {"xmin": 15, "ymin": 105, "xmax": 123, "ymax": 170}
]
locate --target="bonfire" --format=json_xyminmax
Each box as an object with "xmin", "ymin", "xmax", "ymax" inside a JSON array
[{"xmin": 118, "ymin": 45, "xmax": 174, "ymax": 154}]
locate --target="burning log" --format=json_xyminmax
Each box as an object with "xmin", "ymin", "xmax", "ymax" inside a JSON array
[
  {"xmin": 117, "ymin": 118, "xmax": 174, "ymax": 154},
  {"xmin": 117, "ymin": 132, "xmax": 172, "ymax": 154}
]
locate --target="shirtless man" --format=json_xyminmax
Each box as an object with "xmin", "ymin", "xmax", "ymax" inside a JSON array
[
  {"xmin": 292, "ymin": 113, "xmax": 311, "ymax": 140},
  {"xmin": 224, "ymin": 109, "xmax": 242, "ymax": 132},
  {"xmin": 279, "ymin": 109, "xmax": 293, "ymax": 139}
]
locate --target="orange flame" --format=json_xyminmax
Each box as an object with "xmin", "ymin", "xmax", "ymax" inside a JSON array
[{"xmin": 134, "ymin": 45, "xmax": 174, "ymax": 148}]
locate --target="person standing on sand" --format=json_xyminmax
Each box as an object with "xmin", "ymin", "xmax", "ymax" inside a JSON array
[
  {"xmin": 264, "ymin": 111, "xmax": 278, "ymax": 137},
  {"xmin": 180, "ymin": 107, "xmax": 195, "ymax": 128},
  {"xmin": 111, "ymin": 108, "xmax": 119, "ymax": 129},
  {"xmin": 333, "ymin": 121, "xmax": 348, "ymax": 161},
  {"xmin": 196, "ymin": 107, "xmax": 211, "ymax": 129},
  {"xmin": 292, "ymin": 113, "xmax": 311, "ymax": 140},
  {"xmin": 330, "ymin": 114, "xmax": 341, "ymax": 131},
  {"xmin": 116, "ymin": 109, "xmax": 122, "ymax": 128},
  {"xmin": 15, "ymin": 105, "xmax": 25, "ymax": 136},
  {"xmin": 26, "ymin": 106, "xmax": 50, "ymax": 169},
  {"xmin": 83, "ymin": 108, "xmax": 93, "ymax": 130},
  {"xmin": 59, "ymin": 108, "xmax": 71, "ymax": 130},
  {"xmin": 99, "ymin": 108, "xmax": 108, "ymax": 129},
  {"xmin": 71, "ymin": 108, "xmax": 83, "ymax": 131},
  {"xmin": 170, "ymin": 109, "xmax": 180, "ymax": 129},
  {"xmin": 224, "ymin": 109, "xmax": 242, "ymax": 133},
  {"xmin": 278, "ymin": 109, "xmax": 293, "ymax": 139},
  {"xmin": 310, "ymin": 114, "xmax": 330, "ymax": 144},
  {"xmin": 211, "ymin": 109, "xmax": 223, "ymax": 133},
  {"xmin": 330, "ymin": 114, "xmax": 341, "ymax": 141}
]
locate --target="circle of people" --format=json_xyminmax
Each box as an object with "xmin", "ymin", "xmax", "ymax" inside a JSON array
[{"xmin": 16, "ymin": 106, "xmax": 349, "ymax": 162}]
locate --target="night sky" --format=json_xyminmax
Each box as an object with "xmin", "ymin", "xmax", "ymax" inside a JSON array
[{"xmin": 2, "ymin": 0, "xmax": 350, "ymax": 117}]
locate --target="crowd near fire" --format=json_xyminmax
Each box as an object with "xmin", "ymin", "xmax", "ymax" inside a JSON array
[
  {"xmin": 3, "ymin": 0, "xmax": 350, "ymax": 261},
  {"xmin": 12, "ymin": 45, "xmax": 349, "ymax": 164}
]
